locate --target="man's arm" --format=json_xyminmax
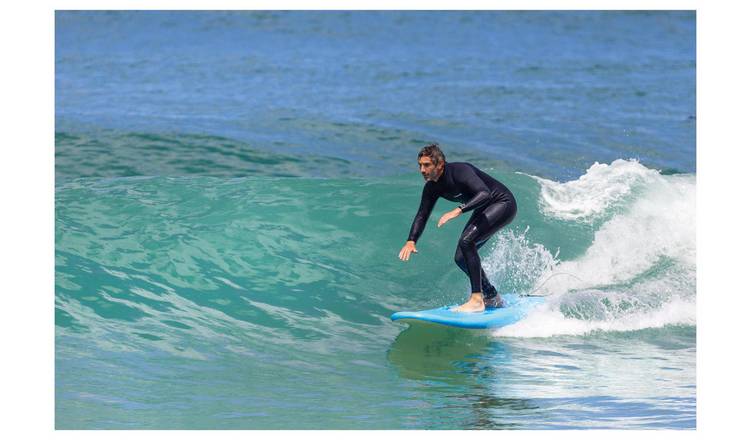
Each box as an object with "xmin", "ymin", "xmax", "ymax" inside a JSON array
[{"xmin": 407, "ymin": 184, "xmax": 439, "ymax": 243}]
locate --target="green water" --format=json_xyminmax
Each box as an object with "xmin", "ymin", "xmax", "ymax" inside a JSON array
[{"xmin": 56, "ymin": 168, "xmax": 695, "ymax": 429}]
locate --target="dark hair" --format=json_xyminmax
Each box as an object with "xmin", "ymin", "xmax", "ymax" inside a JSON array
[{"xmin": 418, "ymin": 143, "xmax": 446, "ymax": 165}]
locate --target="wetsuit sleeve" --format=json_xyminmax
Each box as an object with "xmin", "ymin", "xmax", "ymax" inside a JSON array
[
  {"xmin": 455, "ymin": 164, "xmax": 492, "ymax": 213},
  {"xmin": 407, "ymin": 184, "xmax": 439, "ymax": 243}
]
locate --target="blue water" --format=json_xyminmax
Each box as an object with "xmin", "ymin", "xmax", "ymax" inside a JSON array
[{"xmin": 55, "ymin": 11, "xmax": 695, "ymax": 429}]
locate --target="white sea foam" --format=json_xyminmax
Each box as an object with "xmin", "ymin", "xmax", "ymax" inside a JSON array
[
  {"xmin": 490, "ymin": 160, "xmax": 696, "ymax": 337},
  {"xmin": 493, "ymin": 294, "xmax": 695, "ymax": 338},
  {"xmin": 527, "ymin": 158, "xmax": 663, "ymax": 222}
]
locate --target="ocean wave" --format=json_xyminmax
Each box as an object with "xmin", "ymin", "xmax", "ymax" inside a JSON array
[
  {"xmin": 56, "ymin": 159, "xmax": 695, "ymax": 345},
  {"xmin": 55, "ymin": 130, "xmax": 355, "ymax": 181}
]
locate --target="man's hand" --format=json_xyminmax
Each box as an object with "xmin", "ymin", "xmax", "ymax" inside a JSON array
[
  {"xmin": 399, "ymin": 241, "xmax": 418, "ymax": 261},
  {"xmin": 437, "ymin": 208, "xmax": 462, "ymax": 228}
]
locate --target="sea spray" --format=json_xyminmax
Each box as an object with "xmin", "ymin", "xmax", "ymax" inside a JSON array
[{"xmin": 482, "ymin": 226, "xmax": 560, "ymax": 295}]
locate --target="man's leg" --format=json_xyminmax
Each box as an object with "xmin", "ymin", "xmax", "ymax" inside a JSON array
[
  {"xmin": 452, "ymin": 201, "xmax": 516, "ymax": 312},
  {"xmin": 454, "ymin": 241, "xmax": 497, "ymax": 297}
]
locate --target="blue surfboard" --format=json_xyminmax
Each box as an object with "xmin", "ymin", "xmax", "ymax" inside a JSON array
[{"xmin": 391, "ymin": 294, "xmax": 544, "ymax": 329}]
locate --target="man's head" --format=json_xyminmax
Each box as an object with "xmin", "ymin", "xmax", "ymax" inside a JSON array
[{"xmin": 418, "ymin": 143, "xmax": 446, "ymax": 182}]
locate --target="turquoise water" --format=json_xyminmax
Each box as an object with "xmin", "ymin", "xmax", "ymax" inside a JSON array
[{"xmin": 56, "ymin": 11, "xmax": 695, "ymax": 429}]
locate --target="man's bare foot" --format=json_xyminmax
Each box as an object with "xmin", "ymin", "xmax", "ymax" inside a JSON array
[{"xmin": 451, "ymin": 293, "xmax": 485, "ymax": 313}]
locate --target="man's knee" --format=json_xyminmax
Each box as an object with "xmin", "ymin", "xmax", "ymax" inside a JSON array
[{"xmin": 459, "ymin": 225, "xmax": 480, "ymax": 248}]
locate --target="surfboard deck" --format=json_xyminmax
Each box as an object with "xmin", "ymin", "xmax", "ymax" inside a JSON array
[{"xmin": 391, "ymin": 294, "xmax": 544, "ymax": 329}]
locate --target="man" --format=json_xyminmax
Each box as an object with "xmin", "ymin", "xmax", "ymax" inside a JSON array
[{"xmin": 398, "ymin": 144, "xmax": 517, "ymax": 313}]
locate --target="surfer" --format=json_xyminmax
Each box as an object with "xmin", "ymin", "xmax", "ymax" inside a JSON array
[{"xmin": 398, "ymin": 144, "xmax": 517, "ymax": 313}]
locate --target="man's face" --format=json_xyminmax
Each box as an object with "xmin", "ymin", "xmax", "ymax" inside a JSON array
[{"xmin": 419, "ymin": 156, "xmax": 444, "ymax": 182}]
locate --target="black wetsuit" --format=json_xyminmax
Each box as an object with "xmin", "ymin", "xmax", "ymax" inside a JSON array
[{"xmin": 407, "ymin": 162, "xmax": 517, "ymax": 298}]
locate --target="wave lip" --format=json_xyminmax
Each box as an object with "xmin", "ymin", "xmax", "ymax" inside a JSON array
[{"xmin": 527, "ymin": 159, "xmax": 664, "ymax": 222}]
